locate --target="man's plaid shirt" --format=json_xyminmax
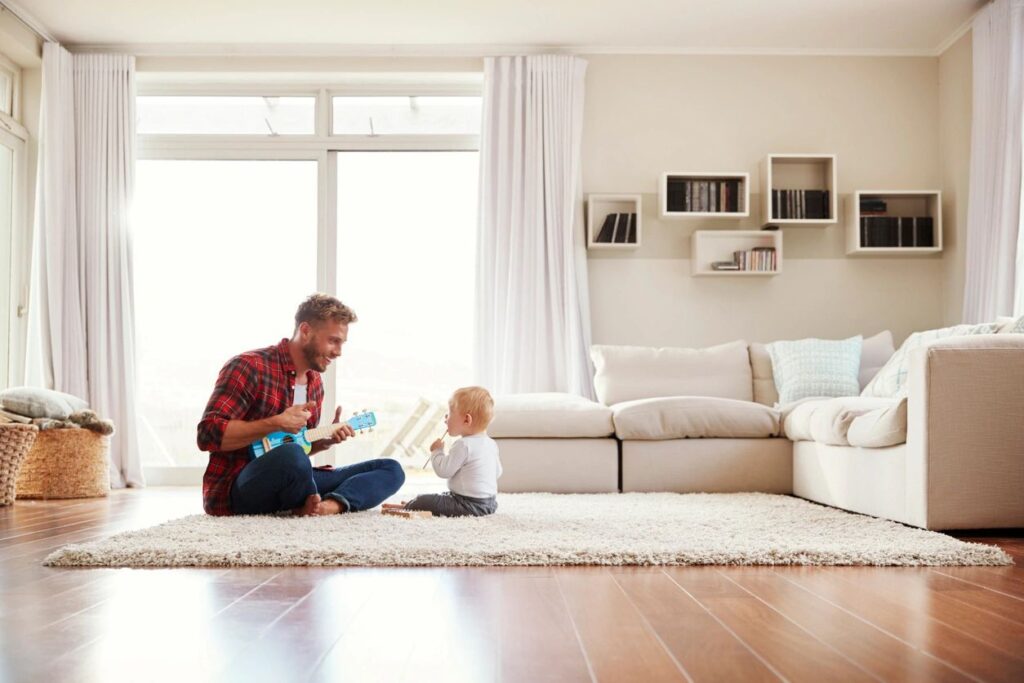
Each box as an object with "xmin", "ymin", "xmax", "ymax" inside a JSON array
[{"xmin": 197, "ymin": 338, "xmax": 323, "ymax": 515}]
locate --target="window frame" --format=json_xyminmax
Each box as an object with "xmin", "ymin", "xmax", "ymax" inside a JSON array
[
  {"xmin": 136, "ymin": 80, "xmax": 482, "ymax": 483},
  {"xmin": 0, "ymin": 52, "xmax": 21, "ymax": 122}
]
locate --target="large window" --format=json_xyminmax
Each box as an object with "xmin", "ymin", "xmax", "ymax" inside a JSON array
[
  {"xmin": 137, "ymin": 96, "xmax": 315, "ymax": 135},
  {"xmin": 133, "ymin": 84, "xmax": 481, "ymax": 476},
  {"xmin": 133, "ymin": 160, "xmax": 317, "ymax": 467},
  {"xmin": 333, "ymin": 151, "xmax": 478, "ymax": 465}
]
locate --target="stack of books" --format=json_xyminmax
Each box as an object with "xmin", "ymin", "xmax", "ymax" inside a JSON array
[
  {"xmin": 859, "ymin": 216, "xmax": 934, "ymax": 247},
  {"xmin": 667, "ymin": 179, "xmax": 742, "ymax": 213},
  {"xmin": 711, "ymin": 246, "xmax": 777, "ymax": 272},
  {"xmin": 771, "ymin": 189, "xmax": 830, "ymax": 219},
  {"xmin": 859, "ymin": 197, "xmax": 887, "ymax": 215},
  {"xmin": 595, "ymin": 213, "xmax": 638, "ymax": 244}
]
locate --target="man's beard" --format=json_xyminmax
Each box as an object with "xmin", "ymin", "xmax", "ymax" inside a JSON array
[{"xmin": 302, "ymin": 341, "xmax": 328, "ymax": 372}]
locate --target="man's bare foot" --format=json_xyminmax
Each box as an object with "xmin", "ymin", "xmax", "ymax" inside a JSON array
[
  {"xmin": 293, "ymin": 493, "xmax": 321, "ymax": 517},
  {"xmin": 313, "ymin": 498, "xmax": 346, "ymax": 515}
]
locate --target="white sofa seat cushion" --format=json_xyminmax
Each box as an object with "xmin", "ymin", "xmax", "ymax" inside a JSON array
[
  {"xmin": 809, "ymin": 397, "xmax": 900, "ymax": 446},
  {"xmin": 847, "ymin": 398, "xmax": 908, "ymax": 448},
  {"xmin": 781, "ymin": 396, "xmax": 900, "ymax": 446},
  {"xmin": 611, "ymin": 396, "xmax": 780, "ymax": 440},
  {"xmin": 780, "ymin": 398, "xmax": 826, "ymax": 442},
  {"xmin": 488, "ymin": 393, "xmax": 614, "ymax": 438},
  {"xmin": 591, "ymin": 340, "xmax": 752, "ymax": 406}
]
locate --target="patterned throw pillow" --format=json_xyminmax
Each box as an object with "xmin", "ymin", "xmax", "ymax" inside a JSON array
[
  {"xmin": 767, "ymin": 336, "xmax": 863, "ymax": 406},
  {"xmin": 1012, "ymin": 316, "xmax": 1024, "ymax": 333},
  {"xmin": 861, "ymin": 323, "xmax": 999, "ymax": 398}
]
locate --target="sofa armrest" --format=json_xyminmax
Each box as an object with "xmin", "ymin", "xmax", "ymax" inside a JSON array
[{"xmin": 905, "ymin": 334, "xmax": 1024, "ymax": 529}]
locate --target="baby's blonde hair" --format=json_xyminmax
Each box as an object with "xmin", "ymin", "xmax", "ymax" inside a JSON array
[{"xmin": 450, "ymin": 386, "xmax": 495, "ymax": 430}]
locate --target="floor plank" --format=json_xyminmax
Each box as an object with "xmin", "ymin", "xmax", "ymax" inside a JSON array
[{"xmin": 666, "ymin": 567, "xmax": 878, "ymax": 683}]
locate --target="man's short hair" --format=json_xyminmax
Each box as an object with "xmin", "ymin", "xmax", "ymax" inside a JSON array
[
  {"xmin": 294, "ymin": 293, "xmax": 357, "ymax": 332},
  {"xmin": 450, "ymin": 386, "xmax": 495, "ymax": 429}
]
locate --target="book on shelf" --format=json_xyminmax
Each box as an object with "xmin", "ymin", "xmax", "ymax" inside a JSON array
[
  {"xmin": 616, "ymin": 213, "xmax": 636, "ymax": 244},
  {"xmin": 612, "ymin": 213, "xmax": 626, "ymax": 243},
  {"xmin": 596, "ymin": 214, "xmax": 616, "ymax": 243}
]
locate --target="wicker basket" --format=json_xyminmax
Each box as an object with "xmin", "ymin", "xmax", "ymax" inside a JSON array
[
  {"xmin": 16, "ymin": 428, "xmax": 111, "ymax": 499},
  {"xmin": 0, "ymin": 424, "xmax": 39, "ymax": 505}
]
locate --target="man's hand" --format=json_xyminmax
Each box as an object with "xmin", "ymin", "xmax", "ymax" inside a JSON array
[
  {"xmin": 274, "ymin": 403, "xmax": 312, "ymax": 434},
  {"xmin": 311, "ymin": 406, "xmax": 356, "ymax": 453}
]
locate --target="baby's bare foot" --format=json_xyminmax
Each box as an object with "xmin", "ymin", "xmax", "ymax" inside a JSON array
[
  {"xmin": 314, "ymin": 498, "xmax": 346, "ymax": 515},
  {"xmin": 294, "ymin": 493, "xmax": 321, "ymax": 517}
]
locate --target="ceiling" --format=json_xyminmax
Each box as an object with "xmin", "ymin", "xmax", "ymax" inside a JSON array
[{"xmin": 10, "ymin": 0, "xmax": 985, "ymax": 55}]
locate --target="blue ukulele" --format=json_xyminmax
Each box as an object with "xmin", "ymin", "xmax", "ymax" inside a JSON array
[{"xmin": 250, "ymin": 410, "xmax": 378, "ymax": 457}]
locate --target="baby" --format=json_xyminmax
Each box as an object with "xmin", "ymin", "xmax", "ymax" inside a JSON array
[{"xmin": 400, "ymin": 386, "xmax": 502, "ymax": 517}]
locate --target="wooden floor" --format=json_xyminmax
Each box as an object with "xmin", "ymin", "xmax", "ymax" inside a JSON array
[{"xmin": 2, "ymin": 488, "xmax": 1023, "ymax": 683}]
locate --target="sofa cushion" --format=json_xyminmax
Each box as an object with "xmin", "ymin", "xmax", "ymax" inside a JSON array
[
  {"xmin": 847, "ymin": 398, "xmax": 909, "ymax": 448},
  {"xmin": 781, "ymin": 396, "xmax": 897, "ymax": 445},
  {"xmin": 767, "ymin": 336, "xmax": 862, "ymax": 405},
  {"xmin": 862, "ymin": 322, "xmax": 1000, "ymax": 398},
  {"xmin": 611, "ymin": 396, "xmax": 780, "ymax": 440},
  {"xmin": 488, "ymin": 393, "xmax": 614, "ymax": 438},
  {"xmin": 751, "ymin": 331, "xmax": 895, "ymax": 406},
  {"xmin": 0, "ymin": 386, "xmax": 89, "ymax": 420},
  {"xmin": 591, "ymin": 340, "xmax": 752, "ymax": 406},
  {"xmin": 808, "ymin": 397, "xmax": 900, "ymax": 446},
  {"xmin": 780, "ymin": 398, "xmax": 827, "ymax": 442}
]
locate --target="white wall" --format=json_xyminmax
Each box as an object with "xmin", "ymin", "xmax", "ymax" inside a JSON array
[
  {"xmin": 581, "ymin": 54, "xmax": 947, "ymax": 348},
  {"xmin": 939, "ymin": 32, "xmax": 972, "ymax": 326}
]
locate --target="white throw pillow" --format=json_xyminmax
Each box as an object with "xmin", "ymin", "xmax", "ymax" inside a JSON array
[
  {"xmin": 0, "ymin": 386, "xmax": 89, "ymax": 419},
  {"xmin": 861, "ymin": 323, "xmax": 999, "ymax": 398},
  {"xmin": 767, "ymin": 336, "xmax": 862, "ymax": 406},
  {"xmin": 751, "ymin": 330, "xmax": 894, "ymax": 405},
  {"xmin": 590, "ymin": 340, "xmax": 752, "ymax": 406}
]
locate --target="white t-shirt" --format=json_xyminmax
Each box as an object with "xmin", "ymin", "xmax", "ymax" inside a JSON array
[
  {"xmin": 429, "ymin": 433, "xmax": 502, "ymax": 499},
  {"xmin": 293, "ymin": 383, "xmax": 307, "ymax": 406}
]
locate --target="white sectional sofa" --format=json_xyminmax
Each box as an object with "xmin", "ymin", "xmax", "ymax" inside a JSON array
[{"xmin": 488, "ymin": 328, "xmax": 1024, "ymax": 530}]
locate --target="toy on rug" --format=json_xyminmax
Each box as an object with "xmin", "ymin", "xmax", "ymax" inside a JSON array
[{"xmin": 381, "ymin": 505, "xmax": 432, "ymax": 519}]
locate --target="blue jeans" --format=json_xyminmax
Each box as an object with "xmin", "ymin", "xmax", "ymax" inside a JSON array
[{"xmin": 230, "ymin": 443, "xmax": 405, "ymax": 515}]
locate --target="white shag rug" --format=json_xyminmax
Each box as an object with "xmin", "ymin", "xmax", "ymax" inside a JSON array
[{"xmin": 44, "ymin": 493, "xmax": 1012, "ymax": 568}]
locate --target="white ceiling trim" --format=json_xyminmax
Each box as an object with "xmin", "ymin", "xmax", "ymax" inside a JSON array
[
  {"xmin": 0, "ymin": 0, "xmax": 55, "ymax": 42},
  {"xmin": 69, "ymin": 42, "xmax": 951, "ymax": 59},
  {"xmin": 935, "ymin": 10, "xmax": 979, "ymax": 55}
]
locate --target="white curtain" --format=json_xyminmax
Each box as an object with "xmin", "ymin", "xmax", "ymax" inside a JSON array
[
  {"xmin": 475, "ymin": 55, "xmax": 595, "ymax": 398},
  {"xmin": 28, "ymin": 44, "xmax": 143, "ymax": 488},
  {"xmin": 962, "ymin": 0, "xmax": 1024, "ymax": 321}
]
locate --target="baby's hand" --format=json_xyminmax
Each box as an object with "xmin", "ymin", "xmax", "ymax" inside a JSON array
[{"xmin": 430, "ymin": 438, "xmax": 444, "ymax": 452}]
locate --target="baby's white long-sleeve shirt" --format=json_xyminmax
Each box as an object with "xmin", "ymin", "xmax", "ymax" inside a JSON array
[{"xmin": 429, "ymin": 433, "xmax": 502, "ymax": 498}]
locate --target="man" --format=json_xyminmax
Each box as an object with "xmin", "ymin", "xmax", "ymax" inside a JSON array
[{"xmin": 197, "ymin": 293, "xmax": 405, "ymax": 516}]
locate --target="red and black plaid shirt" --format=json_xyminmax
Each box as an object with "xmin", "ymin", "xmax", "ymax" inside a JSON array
[{"xmin": 197, "ymin": 338, "xmax": 323, "ymax": 515}]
